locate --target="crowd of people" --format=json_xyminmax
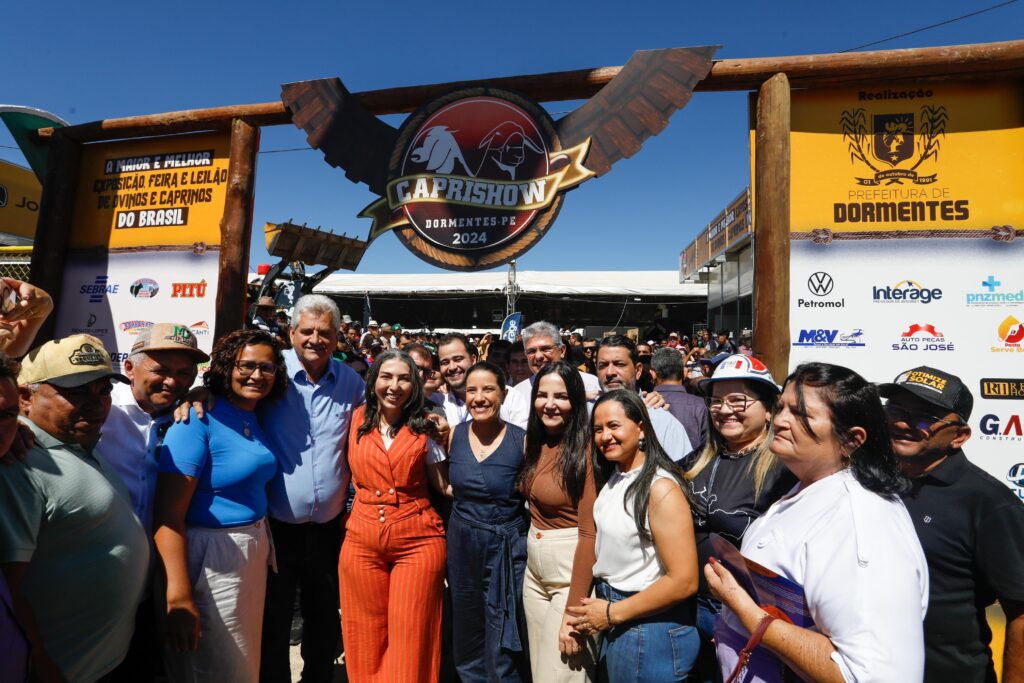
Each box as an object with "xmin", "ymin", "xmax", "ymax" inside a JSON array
[{"xmin": 0, "ymin": 287, "xmax": 1022, "ymax": 683}]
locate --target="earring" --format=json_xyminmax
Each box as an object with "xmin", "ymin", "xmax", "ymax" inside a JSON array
[{"xmin": 638, "ymin": 437, "xmax": 647, "ymax": 452}]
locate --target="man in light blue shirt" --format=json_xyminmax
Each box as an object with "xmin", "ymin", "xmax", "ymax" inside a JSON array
[{"xmin": 258, "ymin": 295, "xmax": 364, "ymax": 683}]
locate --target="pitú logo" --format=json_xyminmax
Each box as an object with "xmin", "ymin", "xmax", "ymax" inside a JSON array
[
  {"xmin": 893, "ymin": 323, "xmax": 953, "ymax": 352},
  {"xmin": 872, "ymin": 279, "xmax": 942, "ymax": 304},
  {"xmin": 119, "ymin": 320, "xmax": 153, "ymax": 335},
  {"xmin": 80, "ymin": 275, "xmax": 119, "ymax": 303},
  {"xmin": 980, "ymin": 413, "xmax": 1024, "ymax": 441},
  {"xmin": 129, "ymin": 278, "xmax": 159, "ymax": 298},
  {"xmin": 359, "ymin": 89, "xmax": 595, "ymax": 271},
  {"xmin": 967, "ymin": 276, "xmax": 1024, "ymax": 306},
  {"xmin": 793, "ymin": 328, "xmax": 865, "ymax": 348}
]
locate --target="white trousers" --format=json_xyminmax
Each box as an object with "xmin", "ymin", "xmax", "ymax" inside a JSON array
[
  {"xmin": 165, "ymin": 520, "xmax": 271, "ymax": 683},
  {"xmin": 523, "ymin": 525, "xmax": 595, "ymax": 683}
]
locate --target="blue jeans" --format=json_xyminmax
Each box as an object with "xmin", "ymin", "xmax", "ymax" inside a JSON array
[
  {"xmin": 595, "ymin": 581, "xmax": 699, "ymax": 683},
  {"xmin": 695, "ymin": 594, "xmax": 723, "ymax": 683}
]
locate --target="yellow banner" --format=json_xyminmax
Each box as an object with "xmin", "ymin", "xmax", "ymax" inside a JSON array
[
  {"xmin": 0, "ymin": 159, "xmax": 42, "ymax": 240},
  {"xmin": 70, "ymin": 131, "xmax": 231, "ymax": 249},
  {"xmin": 790, "ymin": 82, "xmax": 1024, "ymax": 233},
  {"xmin": 361, "ymin": 140, "xmax": 594, "ymax": 241}
]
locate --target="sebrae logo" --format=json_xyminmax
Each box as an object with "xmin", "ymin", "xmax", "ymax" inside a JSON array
[
  {"xmin": 872, "ymin": 279, "xmax": 942, "ymax": 304},
  {"xmin": 893, "ymin": 323, "xmax": 954, "ymax": 352},
  {"xmin": 80, "ymin": 275, "xmax": 119, "ymax": 304},
  {"xmin": 841, "ymin": 106, "xmax": 946, "ymax": 186},
  {"xmin": 359, "ymin": 89, "xmax": 595, "ymax": 270},
  {"xmin": 992, "ymin": 315, "xmax": 1024, "ymax": 353}
]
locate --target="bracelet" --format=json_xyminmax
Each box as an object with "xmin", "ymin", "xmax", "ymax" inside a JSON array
[{"xmin": 605, "ymin": 601, "xmax": 614, "ymax": 628}]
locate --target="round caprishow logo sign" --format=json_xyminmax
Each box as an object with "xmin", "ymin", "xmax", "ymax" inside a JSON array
[{"xmin": 360, "ymin": 88, "xmax": 594, "ymax": 271}]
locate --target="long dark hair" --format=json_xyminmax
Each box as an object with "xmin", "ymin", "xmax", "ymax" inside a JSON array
[
  {"xmin": 591, "ymin": 390, "xmax": 689, "ymax": 543},
  {"xmin": 356, "ymin": 350, "xmax": 435, "ymax": 441},
  {"xmin": 784, "ymin": 363, "xmax": 909, "ymax": 498},
  {"xmin": 520, "ymin": 362, "xmax": 590, "ymax": 505},
  {"xmin": 204, "ymin": 329, "xmax": 287, "ymax": 403}
]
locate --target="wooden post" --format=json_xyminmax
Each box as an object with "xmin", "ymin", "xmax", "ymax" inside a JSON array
[
  {"xmin": 753, "ymin": 73, "xmax": 791, "ymax": 382},
  {"xmin": 215, "ymin": 119, "xmax": 260, "ymax": 337},
  {"xmin": 28, "ymin": 131, "xmax": 81, "ymax": 344}
]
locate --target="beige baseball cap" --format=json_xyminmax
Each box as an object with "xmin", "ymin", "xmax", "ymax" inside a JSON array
[
  {"xmin": 19, "ymin": 334, "xmax": 129, "ymax": 388},
  {"xmin": 131, "ymin": 323, "xmax": 210, "ymax": 362}
]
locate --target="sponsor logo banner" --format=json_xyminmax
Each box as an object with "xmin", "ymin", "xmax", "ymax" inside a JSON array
[
  {"xmin": 966, "ymin": 276, "xmax": 1024, "ymax": 307},
  {"xmin": 793, "ymin": 328, "xmax": 865, "ymax": 348},
  {"xmin": 360, "ymin": 90, "xmax": 595, "ymax": 270},
  {"xmin": 892, "ymin": 322, "xmax": 954, "ymax": 352},
  {"xmin": 992, "ymin": 315, "xmax": 1024, "ymax": 353},
  {"xmin": 979, "ymin": 413, "xmax": 1024, "ymax": 441},
  {"xmin": 872, "ymin": 279, "xmax": 942, "ymax": 304},
  {"xmin": 789, "ymin": 82, "xmax": 1024, "ymax": 233},
  {"xmin": 981, "ymin": 378, "xmax": 1024, "ymax": 400}
]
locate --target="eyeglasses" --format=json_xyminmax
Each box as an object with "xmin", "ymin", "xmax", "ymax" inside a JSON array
[
  {"xmin": 883, "ymin": 402, "xmax": 962, "ymax": 432},
  {"xmin": 708, "ymin": 395, "xmax": 755, "ymax": 413},
  {"xmin": 234, "ymin": 361, "xmax": 278, "ymax": 377},
  {"xmin": 417, "ymin": 367, "xmax": 439, "ymax": 379}
]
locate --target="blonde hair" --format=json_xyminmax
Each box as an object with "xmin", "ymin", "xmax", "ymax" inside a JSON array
[{"xmin": 684, "ymin": 386, "xmax": 779, "ymax": 501}]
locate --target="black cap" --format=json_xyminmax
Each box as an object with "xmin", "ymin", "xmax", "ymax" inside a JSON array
[{"xmin": 878, "ymin": 366, "xmax": 973, "ymax": 421}]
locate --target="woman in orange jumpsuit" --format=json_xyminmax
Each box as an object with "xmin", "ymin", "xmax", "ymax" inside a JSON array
[{"xmin": 339, "ymin": 350, "xmax": 451, "ymax": 682}]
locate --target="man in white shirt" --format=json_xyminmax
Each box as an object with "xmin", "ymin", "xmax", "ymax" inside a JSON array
[
  {"xmin": 595, "ymin": 335, "xmax": 692, "ymax": 462},
  {"xmin": 97, "ymin": 322, "xmax": 209, "ymax": 682},
  {"xmin": 513, "ymin": 321, "xmax": 601, "ymax": 401},
  {"xmin": 436, "ymin": 332, "xmax": 529, "ymax": 429}
]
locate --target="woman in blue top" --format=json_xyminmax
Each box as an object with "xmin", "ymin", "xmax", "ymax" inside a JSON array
[
  {"xmin": 446, "ymin": 361, "xmax": 531, "ymax": 682},
  {"xmin": 154, "ymin": 329, "xmax": 286, "ymax": 683}
]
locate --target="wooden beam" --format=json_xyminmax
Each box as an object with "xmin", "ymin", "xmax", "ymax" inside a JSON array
[
  {"xmin": 752, "ymin": 73, "xmax": 791, "ymax": 383},
  {"xmin": 34, "ymin": 40, "xmax": 1024, "ymax": 142},
  {"xmin": 214, "ymin": 119, "xmax": 259, "ymax": 338},
  {"xmin": 27, "ymin": 131, "xmax": 81, "ymax": 344}
]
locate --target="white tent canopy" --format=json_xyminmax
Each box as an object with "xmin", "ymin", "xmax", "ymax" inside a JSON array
[{"xmin": 287, "ymin": 270, "xmax": 707, "ymax": 298}]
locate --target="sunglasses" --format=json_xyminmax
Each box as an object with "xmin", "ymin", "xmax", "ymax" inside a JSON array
[{"xmin": 883, "ymin": 402, "xmax": 963, "ymax": 432}]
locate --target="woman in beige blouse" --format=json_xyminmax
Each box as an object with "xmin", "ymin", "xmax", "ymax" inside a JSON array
[{"xmin": 520, "ymin": 361, "xmax": 598, "ymax": 682}]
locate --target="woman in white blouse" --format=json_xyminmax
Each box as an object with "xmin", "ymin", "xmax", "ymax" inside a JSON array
[
  {"xmin": 565, "ymin": 389, "xmax": 700, "ymax": 682},
  {"xmin": 705, "ymin": 362, "xmax": 928, "ymax": 683}
]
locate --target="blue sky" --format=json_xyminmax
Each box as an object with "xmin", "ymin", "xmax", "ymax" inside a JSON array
[{"xmin": 2, "ymin": 0, "xmax": 1021, "ymax": 274}]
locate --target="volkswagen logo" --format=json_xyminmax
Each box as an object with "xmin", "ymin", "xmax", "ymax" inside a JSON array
[{"xmin": 808, "ymin": 272, "xmax": 834, "ymax": 297}]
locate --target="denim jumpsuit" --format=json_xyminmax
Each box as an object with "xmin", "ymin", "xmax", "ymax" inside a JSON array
[{"xmin": 447, "ymin": 421, "xmax": 531, "ymax": 683}]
